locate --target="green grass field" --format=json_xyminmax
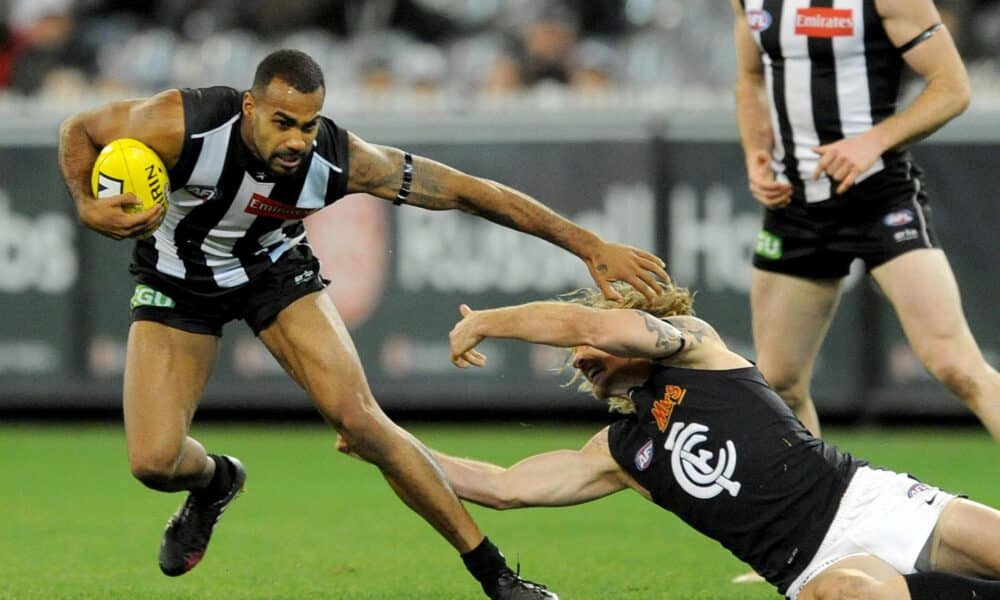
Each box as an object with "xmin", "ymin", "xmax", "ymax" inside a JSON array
[{"xmin": 1, "ymin": 423, "xmax": 996, "ymax": 599}]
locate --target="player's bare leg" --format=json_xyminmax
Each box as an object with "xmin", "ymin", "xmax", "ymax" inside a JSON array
[
  {"xmin": 799, "ymin": 500, "xmax": 1000, "ymax": 599},
  {"xmin": 260, "ymin": 292, "xmax": 556, "ymax": 599},
  {"xmin": 799, "ymin": 555, "xmax": 906, "ymax": 600},
  {"xmin": 260, "ymin": 293, "xmax": 483, "ymax": 549},
  {"xmin": 931, "ymin": 498, "xmax": 1000, "ymax": 577},
  {"xmin": 751, "ymin": 269, "xmax": 843, "ymax": 436},
  {"xmin": 872, "ymin": 250, "xmax": 1000, "ymax": 441},
  {"xmin": 124, "ymin": 321, "xmax": 247, "ymax": 576},
  {"xmin": 124, "ymin": 321, "xmax": 218, "ymax": 492}
]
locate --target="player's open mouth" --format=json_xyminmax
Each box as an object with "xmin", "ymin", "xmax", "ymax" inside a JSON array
[{"xmin": 276, "ymin": 156, "xmax": 301, "ymax": 169}]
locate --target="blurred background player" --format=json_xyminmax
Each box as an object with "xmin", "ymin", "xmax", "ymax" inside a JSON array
[
  {"xmin": 370, "ymin": 282, "xmax": 1000, "ymax": 600},
  {"xmin": 732, "ymin": 0, "xmax": 1000, "ymax": 439},
  {"xmin": 58, "ymin": 48, "xmax": 669, "ymax": 599}
]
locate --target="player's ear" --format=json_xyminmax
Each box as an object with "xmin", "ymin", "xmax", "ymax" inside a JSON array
[{"xmin": 242, "ymin": 91, "xmax": 256, "ymax": 118}]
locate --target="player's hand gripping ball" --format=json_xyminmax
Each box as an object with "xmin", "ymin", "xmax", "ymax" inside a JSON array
[{"xmin": 91, "ymin": 138, "xmax": 170, "ymax": 238}]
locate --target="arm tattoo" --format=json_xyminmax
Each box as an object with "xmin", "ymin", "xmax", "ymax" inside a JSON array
[
  {"xmin": 636, "ymin": 310, "xmax": 682, "ymax": 351},
  {"xmin": 409, "ymin": 168, "xmax": 451, "ymax": 209},
  {"xmin": 665, "ymin": 317, "xmax": 718, "ymax": 344},
  {"xmin": 351, "ymin": 147, "xmax": 395, "ymax": 190}
]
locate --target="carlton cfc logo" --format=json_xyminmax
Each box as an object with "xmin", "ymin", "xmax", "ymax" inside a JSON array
[
  {"xmin": 746, "ymin": 9, "xmax": 772, "ymax": 32},
  {"xmin": 664, "ymin": 422, "xmax": 741, "ymax": 500}
]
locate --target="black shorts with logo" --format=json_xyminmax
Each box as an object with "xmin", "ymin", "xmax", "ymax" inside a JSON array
[
  {"xmin": 129, "ymin": 244, "xmax": 327, "ymax": 337},
  {"xmin": 753, "ymin": 164, "xmax": 939, "ymax": 279}
]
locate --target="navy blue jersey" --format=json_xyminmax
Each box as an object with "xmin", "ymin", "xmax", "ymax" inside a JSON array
[
  {"xmin": 131, "ymin": 86, "xmax": 350, "ymax": 296},
  {"xmin": 608, "ymin": 364, "xmax": 865, "ymax": 593}
]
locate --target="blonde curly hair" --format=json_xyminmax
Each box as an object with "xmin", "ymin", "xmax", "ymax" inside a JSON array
[{"xmin": 559, "ymin": 281, "xmax": 694, "ymax": 414}]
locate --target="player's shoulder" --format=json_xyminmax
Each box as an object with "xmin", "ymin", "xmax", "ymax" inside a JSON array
[
  {"xmin": 178, "ymin": 86, "xmax": 242, "ymax": 136},
  {"xmin": 663, "ymin": 316, "xmax": 722, "ymax": 342},
  {"xmin": 313, "ymin": 116, "xmax": 350, "ymax": 169}
]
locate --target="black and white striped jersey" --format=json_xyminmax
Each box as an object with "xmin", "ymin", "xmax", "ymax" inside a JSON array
[
  {"xmin": 742, "ymin": 0, "xmax": 907, "ymax": 203},
  {"xmin": 132, "ymin": 86, "xmax": 350, "ymax": 295}
]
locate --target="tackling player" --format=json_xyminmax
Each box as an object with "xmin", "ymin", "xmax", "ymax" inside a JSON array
[{"xmin": 365, "ymin": 282, "xmax": 1000, "ymax": 599}]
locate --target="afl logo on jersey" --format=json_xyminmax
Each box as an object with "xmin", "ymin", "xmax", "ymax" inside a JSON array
[
  {"xmin": 664, "ymin": 422, "xmax": 742, "ymax": 500},
  {"xmin": 634, "ymin": 440, "xmax": 655, "ymax": 472},
  {"xmin": 184, "ymin": 185, "xmax": 220, "ymax": 202},
  {"xmin": 884, "ymin": 208, "xmax": 915, "ymax": 227},
  {"xmin": 746, "ymin": 9, "xmax": 772, "ymax": 32}
]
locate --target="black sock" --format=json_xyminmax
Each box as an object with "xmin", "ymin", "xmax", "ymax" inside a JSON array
[
  {"xmin": 462, "ymin": 537, "xmax": 508, "ymax": 589},
  {"xmin": 905, "ymin": 571, "xmax": 1000, "ymax": 600},
  {"xmin": 197, "ymin": 455, "xmax": 233, "ymax": 500}
]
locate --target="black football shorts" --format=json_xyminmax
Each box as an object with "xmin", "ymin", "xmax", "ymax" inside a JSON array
[
  {"xmin": 752, "ymin": 165, "xmax": 939, "ymax": 279},
  {"xmin": 130, "ymin": 244, "xmax": 327, "ymax": 336}
]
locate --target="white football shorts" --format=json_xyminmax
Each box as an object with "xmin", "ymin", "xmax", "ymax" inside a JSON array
[{"xmin": 785, "ymin": 465, "xmax": 956, "ymax": 599}]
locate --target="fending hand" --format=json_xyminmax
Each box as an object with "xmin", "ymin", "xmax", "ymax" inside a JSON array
[{"xmin": 584, "ymin": 241, "xmax": 669, "ymax": 302}]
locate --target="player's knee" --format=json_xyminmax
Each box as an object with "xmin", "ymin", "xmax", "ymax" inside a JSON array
[
  {"xmin": 328, "ymin": 397, "xmax": 380, "ymax": 433},
  {"xmin": 129, "ymin": 453, "xmax": 179, "ymax": 491},
  {"xmin": 812, "ymin": 569, "xmax": 880, "ymax": 600},
  {"xmin": 332, "ymin": 403, "xmax": 394, "ymax": 456},
  {"xmin": 767, "ymin": 375, "xmax": 809, "ymax": 409}
]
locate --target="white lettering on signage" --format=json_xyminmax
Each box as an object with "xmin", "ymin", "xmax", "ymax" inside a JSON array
[
  {"xmin": 668, "ymin": 183, "xmax": 759, "ymax": 293},
  {"xmin": 0, "ymin": 340, "xmax": 60, "ymax": 373},
  {"xmin": 0, "ymin": 192, "xmax": 78, "ymax": 294},
  {"xmin": 397, "ymin": 183, "xmax": 655, "ymax": 293},
  {"xmin": 668, "ymin": 183, "xmax": 864, "ymax": 293}
]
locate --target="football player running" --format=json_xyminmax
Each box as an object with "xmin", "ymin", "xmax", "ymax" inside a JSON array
[{"xmin": 58, "ymin": 49, "xmax": 669, "ymax": 599}]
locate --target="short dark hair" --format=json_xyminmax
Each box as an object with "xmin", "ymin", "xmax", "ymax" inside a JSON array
[{"xmin": 252, "ymin": 49, "xmax": 325, "ymax": 96}]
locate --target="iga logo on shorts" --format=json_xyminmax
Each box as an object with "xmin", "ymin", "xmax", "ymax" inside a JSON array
[
  {"xmin": 635, "ymin": 439, "xmax": 655, "ymax": 471},
  {"xmin": 746, "ymin": 9, "xmax": 772, "ymax": 32},
  {"xmin": 755, "ymin": 230, "xmax": 783, "ymax": 260},
  {"xmin": 130, "ymin": 284, "xmax": 176, "ymax": 310},
  {"xmin": 884, "ymin": 209, "xmax": 915, "ymax": 227}
]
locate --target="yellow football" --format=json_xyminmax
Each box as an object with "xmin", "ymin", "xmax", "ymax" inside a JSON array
[{"xmin": 91, "ymin": 138, "xmax": 170, "ymax": 214}]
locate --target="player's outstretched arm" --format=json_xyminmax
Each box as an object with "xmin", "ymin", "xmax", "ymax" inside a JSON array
[
  {"xmin": 428, "ymin": 428, "xmax": 628, "ymax": 509},
  {"xmin": 58, "ymin": 90, "xmax": 183, "ymax": 239},
  {"xmin": 345, "ymin": 132, "xmax": 669, "ymax": 301},
  {"xmin": 448, "ymin": 302, "xmax": 687, "ymax": 368}
]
